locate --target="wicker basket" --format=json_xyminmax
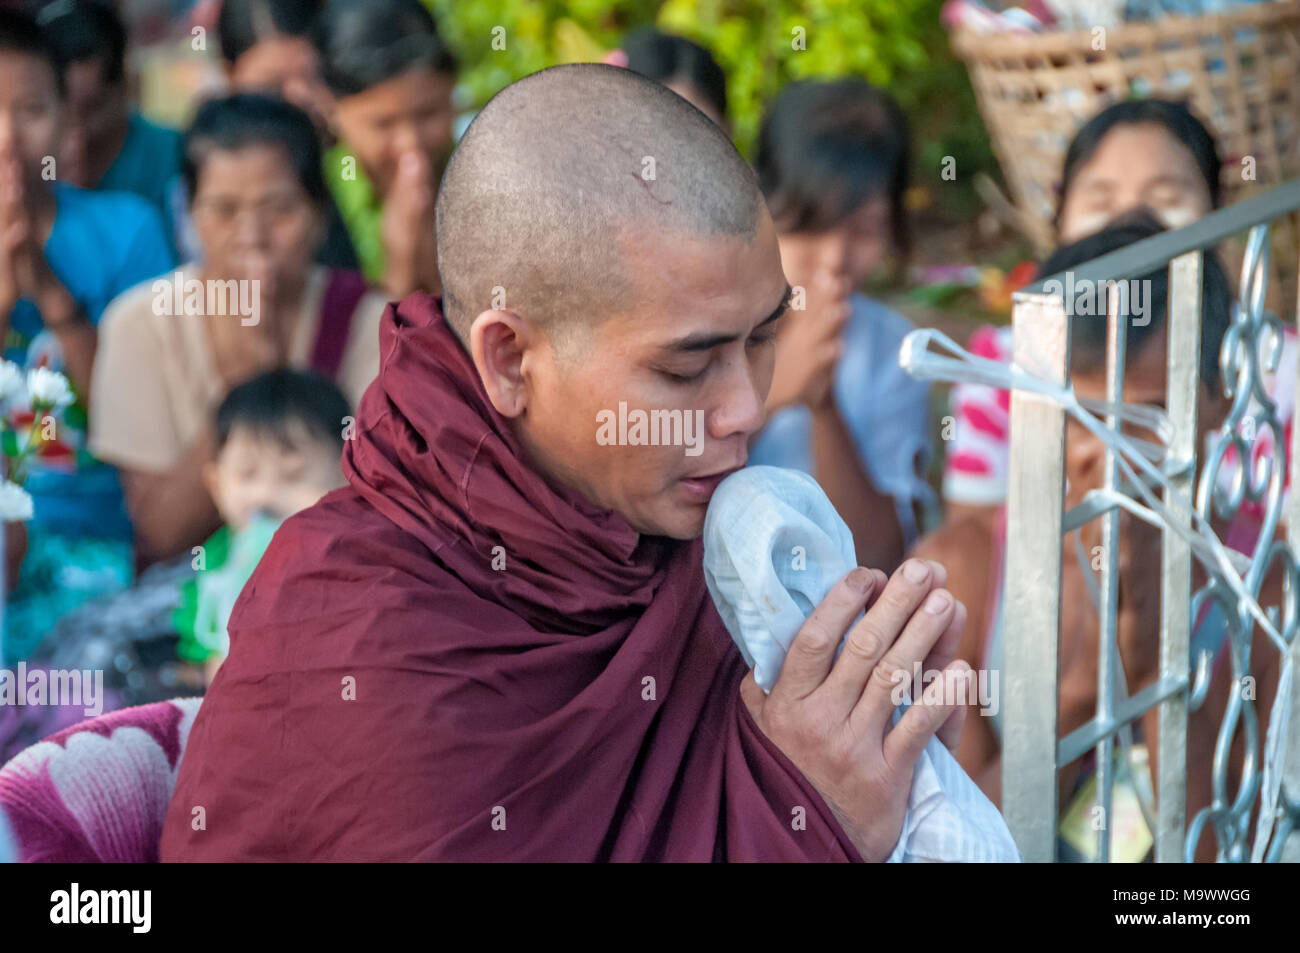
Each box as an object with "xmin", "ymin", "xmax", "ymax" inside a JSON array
[{"xmin": 952, "ymin": 1, "xmax": 1300, "ymax": 262}]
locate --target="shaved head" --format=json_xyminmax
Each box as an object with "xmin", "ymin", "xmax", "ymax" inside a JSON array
[{"xmin": 435, "ymin": 63, "xmax": 764, "ymax": 346}]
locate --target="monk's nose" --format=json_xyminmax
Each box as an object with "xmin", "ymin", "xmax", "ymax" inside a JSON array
[{"xmin": 711, "ymin": 363, "xmax": 766, "ymax": 442}]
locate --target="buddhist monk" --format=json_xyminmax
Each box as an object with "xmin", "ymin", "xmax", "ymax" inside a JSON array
[{"xmin": 160, "ymin": 63, "xmax": 971, "ymax": 862}]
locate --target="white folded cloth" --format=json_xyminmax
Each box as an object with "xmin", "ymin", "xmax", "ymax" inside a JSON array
[{"xmin": 703, "ymin": 465, "xmax": 1021, "ymax": 862}]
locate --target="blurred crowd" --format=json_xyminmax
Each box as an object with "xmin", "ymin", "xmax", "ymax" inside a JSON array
[{"xmin": 0, "ymin": 0, "xmax": 1290, "ymax": 861}]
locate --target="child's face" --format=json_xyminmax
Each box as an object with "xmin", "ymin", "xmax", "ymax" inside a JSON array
[
  {"xmin": 0, "ymin": 52, "xmax": 62, "ymax": 183},
  {"xmin": 331, "ymin": 66, "xmax": 455, "ymax": 195},
  {"xmin": 203, "ymin": 423, "xmax": 345, "ymax": 531}
]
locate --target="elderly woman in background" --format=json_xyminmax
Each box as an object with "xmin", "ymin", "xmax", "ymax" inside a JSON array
[{"xmin": 89, "ymin": 93, "xmax": 386, "ymax": 568}]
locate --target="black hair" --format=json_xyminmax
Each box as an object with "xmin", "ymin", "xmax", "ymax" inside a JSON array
[
  {"xmin": 621, "ymin": 27, "xmax": 726, "ymax": 122},
  {"xmin": 755, "ymin": 77, "xmax": 910, "ymax": 260},
  {"xmin": 311, "ymin": 0, "xmax": 456, "ymax": 98},
  {"xmin": 182, "ymin": 93, "xmax": 327, "ymax": 206},
  {"xmin": 1057, "ymin": 99, "xmax": 1221, "ymax": 230},
  {"xmin": 1038, "ymin": 207, "xmax": 1231, "ymax": 390},
  {"xmin": 217, "ymin": 0, "xmax": 320, "ymax": 66},
  {"xmin": 0, "ymin": 7, "xmax": 64, "ymax": 95},
  {"xmin": 214, "ymin": 368, "xmax": 351, "ymax": 455},
  {"xmin": 33, "ymin": 0, "xmax": 125, "ymax": 85}
]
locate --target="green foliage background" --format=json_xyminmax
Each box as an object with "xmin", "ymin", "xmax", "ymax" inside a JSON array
[{"xmin": 426, "ymin": 0, "xmax": 993, "ymax": 189}]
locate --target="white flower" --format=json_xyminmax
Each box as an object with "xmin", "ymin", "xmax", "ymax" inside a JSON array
[
  {"xmin": 25, "ymin": 367, "xmax": 74, "ymax": 409},
  {"xmin": 0, "ymin": 480, "xmax": 33, "ymax": 521},
  {"xmin": 0, "ymin": 361, "xmax": 22, "ymax": 404}
]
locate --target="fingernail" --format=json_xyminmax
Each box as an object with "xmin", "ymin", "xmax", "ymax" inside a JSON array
[
  {"xmin": 925, "ymin": 590, "xmax": 951, "ymax": 614},
  {"xmin": 846, "ymin": 568, "xmax": 873, "ymax": 594},
  {"xmin": 903, "ymin": 559, "xmax": 929, "ymax": 583}
]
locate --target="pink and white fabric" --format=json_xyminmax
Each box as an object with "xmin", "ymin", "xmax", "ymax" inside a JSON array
[
  {"xmin": 942, "ymin": 323, "xmax": 1298, "ymax": 518},
  {"xmin": 0, "ymin": 697, "xmax": 201, "ymax": 862},
  {"xmin": 942, "ymin": 325, "xmax": 1016, "ymax": 506}
]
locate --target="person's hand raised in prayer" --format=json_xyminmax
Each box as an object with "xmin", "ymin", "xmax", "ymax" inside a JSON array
[
  {"xmin": 206, "ymin": 253, "xmax": 292, "ymax": 388},
  {"xmin": 765, "ymin": 269, "xmax": 851, "ymax": 415},
  {"xmin": 0, "ymin": 152, "xmax": 80, "ymax": 338},
  {"xmin": 741, "ymin": 558, "xmax": 969, "ymax": 862},
  {"xmin": 0, "ymin": 151, "xmax": 38, "ymax": 326},
  {"xmin": 381, "ymin": 149, "xmax": 438, "ymax": 298}
]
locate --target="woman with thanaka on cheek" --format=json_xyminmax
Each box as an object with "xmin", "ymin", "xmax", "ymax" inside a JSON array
[
  {"xmin": 748, "ymin": 79, "xmax": 934, "ymax": 575},
  {"xmin": 917, "ymin": 101, "xmax": 1294, "ymax": 861},
  {"xmin": 914, "ymin": 211, "xmax": 1286, "ymax": 861},
  {"xmin": 312, "ymin": 0, "xmax": 457, "ymax": 298},
  {"xmin": 89, "ymin": 94, "xmax": 386, "ymax": 568},
  {"xmin": 941, "ymin": 99, "xmax": 1224, "ymax": 529}
]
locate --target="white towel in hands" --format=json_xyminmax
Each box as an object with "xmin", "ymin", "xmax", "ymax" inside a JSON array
[{"xmin": 703, "ymin": 465, "xmax": 1021, "ymax": 863}]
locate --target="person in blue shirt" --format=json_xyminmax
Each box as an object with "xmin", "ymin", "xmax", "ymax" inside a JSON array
[
  {"xmin": 35, "ymin": 0, "xmax": 186, "ymax": 259},
  {"xmin": 0, "ymin": 9, "xmax": 176, "ymax": 661},
  {"xmin": 748, "ymin": 79, "xmax": 935, "ymax": 574}
]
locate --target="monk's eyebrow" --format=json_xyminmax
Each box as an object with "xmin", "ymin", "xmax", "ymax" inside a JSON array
[{"xmin": 663, "ymin": 285, "xmax": 792, "ymax": 353}]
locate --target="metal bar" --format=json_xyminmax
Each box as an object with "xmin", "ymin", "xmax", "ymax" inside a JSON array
[
  {"xmin": 1002, "ymin": 291, "xmax": 1070, "ymax": 862},
  {"xmin": 1060, "ymin": 673, "xmax": 1193, "ymax": 764},
  {"xmin": 1157, "ymin": 252, "xmax": 1201, "ymax": 862},
  {"xmin": 1279, "ymin": 240, "xmax": 1300, "ymax": 863},
  {"xmin": 1063, "ymin": 464, "xmax": 1199, "ymax": 534},
  {"xmin": 1024, "ymin": 181, "xmax": 1300, "ymax": 294},
  {"xmin": 1093, "ymin": 282, "xmax": 1127, "ymax": 863},
  {"xmin": 996, "ymin": 180, "xmax": 1300, "ymax": 862}
]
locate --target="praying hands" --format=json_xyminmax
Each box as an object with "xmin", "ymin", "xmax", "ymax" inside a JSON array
[
  {"xmin": 380, "ymin": 149, "xmax": 440, "ymax": 298},
  {"xmin": 0, "ymin": 150, "xmax": 94, "ymax": 397},
  {"xmin": 741, "ymin": 558, "xmax": 969, "ymax": 862}
]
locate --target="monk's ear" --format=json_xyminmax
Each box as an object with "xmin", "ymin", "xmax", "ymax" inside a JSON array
[{"xmin": 469, "ymin": 309, "xmax": 539, "ymax": 418}]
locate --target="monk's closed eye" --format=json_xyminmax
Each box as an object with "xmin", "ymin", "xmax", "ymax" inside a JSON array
[{"xmin": 658, "ymin": 364, "xmax": 709, "ymax": 384}]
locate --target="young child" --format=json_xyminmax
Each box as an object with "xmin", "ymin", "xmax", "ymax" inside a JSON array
[{"xmin": 174, "ymin": 368, "xmax": 352, "ymax": 683}]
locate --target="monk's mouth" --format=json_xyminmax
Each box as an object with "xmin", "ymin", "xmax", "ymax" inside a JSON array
[{"xmin": 679, "ymin": 465, "xmax": 743, "ymax": 502}]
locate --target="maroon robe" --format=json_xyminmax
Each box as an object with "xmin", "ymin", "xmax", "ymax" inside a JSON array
[{"xmin": 160, "ymin": 293, "xmax": 864, "ymax": 861}]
